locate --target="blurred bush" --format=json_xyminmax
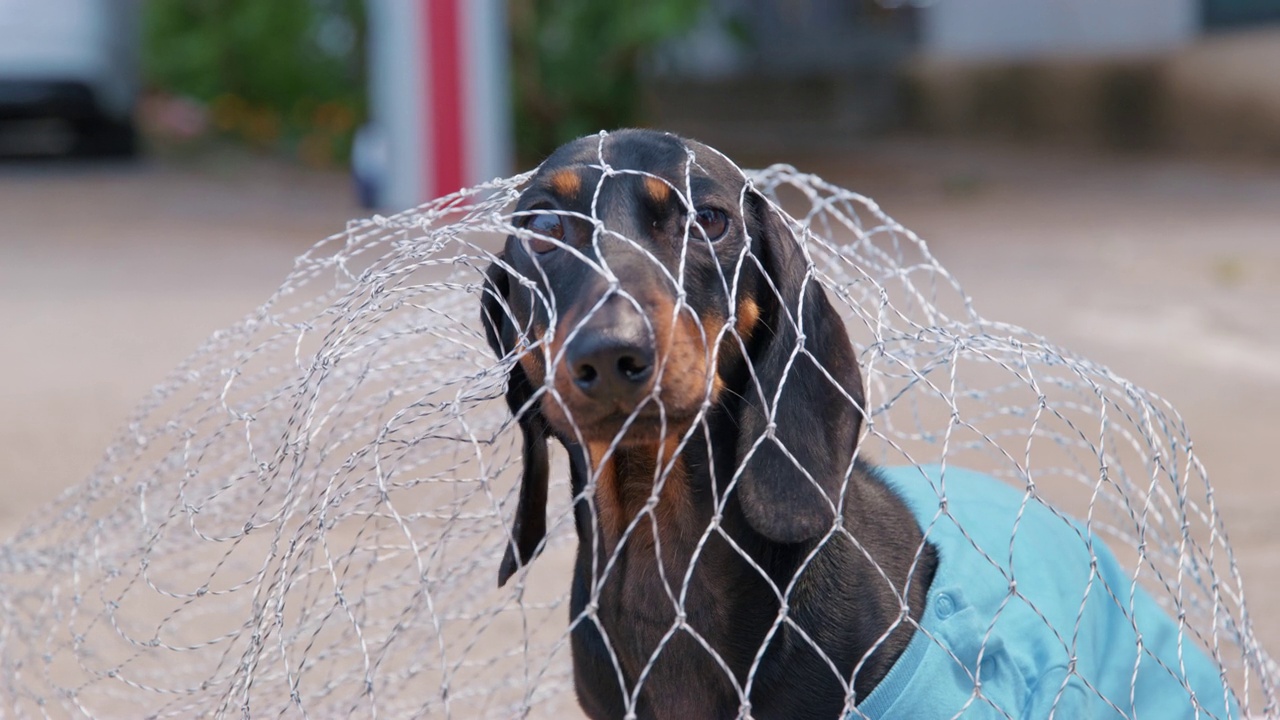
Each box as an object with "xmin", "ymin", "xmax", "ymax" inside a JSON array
[
  {"xmin": 141, "ymin": 0, "xmax": 708, "ymax": 168},
  {"xmin": 509, "ymin": 0, "xmax": 707, "ymax": 165},
  {"xmin": 142, "ymin": 0, "xmax": 365, "ymax": 167}
]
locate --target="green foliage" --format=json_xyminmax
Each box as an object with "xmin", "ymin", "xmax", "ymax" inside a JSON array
[
  {"xmin": 142, "ymin": 0, "xmax": 366, "ymax": 166},
  {"xmin": 509, "ymin": 0, "xmax": 707, "ymax": 165}
]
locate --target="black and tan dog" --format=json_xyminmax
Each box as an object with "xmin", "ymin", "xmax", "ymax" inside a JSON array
[{"xmin": 480, "ymin": 130, "xmax": 937, "ymax": 719}]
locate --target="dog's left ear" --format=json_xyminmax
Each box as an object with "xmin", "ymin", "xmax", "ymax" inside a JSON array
[
  {"xmin": 480, "ymin": 259, "xmax": 551, "ymax": 587},
  {"xmin": 734, "ymin": 192, "xmax": 866, "ymax": 544}
]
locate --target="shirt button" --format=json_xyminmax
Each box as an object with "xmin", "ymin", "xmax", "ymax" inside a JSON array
[{"xmin": 934, "ymin": 592, "xmax": 956, "ymax": 619}]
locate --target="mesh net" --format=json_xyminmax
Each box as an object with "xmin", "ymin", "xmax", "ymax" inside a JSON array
[{"xmin": 0, "ymin": 130, "xmax": 1275, "ymax": 719}]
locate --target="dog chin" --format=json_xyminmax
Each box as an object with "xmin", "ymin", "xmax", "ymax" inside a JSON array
[{"xmin": 549, "ymin": 406, "xmax": 700, "ymax": 447}]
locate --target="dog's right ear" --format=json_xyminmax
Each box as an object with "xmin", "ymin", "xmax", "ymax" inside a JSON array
[{"xmin": 481, "ymin": 258, "xmax": 551, "ymax": 587}]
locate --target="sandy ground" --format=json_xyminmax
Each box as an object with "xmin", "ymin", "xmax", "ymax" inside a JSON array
[{"xmin": 1, "ymin": 141, "xmax": 1277, "ymax": 698}]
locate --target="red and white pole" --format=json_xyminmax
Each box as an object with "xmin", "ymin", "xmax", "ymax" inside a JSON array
[{"xmin": 362, "ymin": 0, "xmax": 512, "ymax": 209}]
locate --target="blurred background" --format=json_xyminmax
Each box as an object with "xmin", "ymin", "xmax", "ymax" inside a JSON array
[{"xmin": 1, "ymin": 0, "xmax": 1278, "ymax": 657}]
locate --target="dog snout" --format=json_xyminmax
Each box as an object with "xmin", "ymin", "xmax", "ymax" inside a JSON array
[{"xmin": 564, "ymin": 302, "xmax": 655, "ymax": 405}]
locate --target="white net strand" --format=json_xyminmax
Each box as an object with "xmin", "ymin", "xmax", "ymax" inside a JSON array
[{"xmin": 0, "ymin": 130, "xmax": 1275, "ymax": 718}]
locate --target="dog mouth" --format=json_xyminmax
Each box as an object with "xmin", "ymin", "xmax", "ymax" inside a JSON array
[{"xmin": 545, "ymin": 398, "xmax": 702, "ymax": 445}]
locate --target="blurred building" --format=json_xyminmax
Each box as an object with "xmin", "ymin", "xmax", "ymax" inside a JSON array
[
  {"xmin": 650, "ymin": 0, "xmax": 1280, "ymax": 157},
  {"xmin": 921, "ymin": 0, "xmax": 1196, "ymax": 58}
]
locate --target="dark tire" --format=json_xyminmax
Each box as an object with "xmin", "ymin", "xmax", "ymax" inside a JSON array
[{"xmin": 73, "ymin": 116, "xmax": 138, "ymax": 158}]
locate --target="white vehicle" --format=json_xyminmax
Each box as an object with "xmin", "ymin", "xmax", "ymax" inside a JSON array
[{"xmin": 0, "ymin": 0, "xmax": 140, "ymax": 156}]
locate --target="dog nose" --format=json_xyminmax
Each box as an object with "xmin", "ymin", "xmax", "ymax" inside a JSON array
[{"xmin": 564, "ymin": 311, "xmax": 655, "ymax": 404}]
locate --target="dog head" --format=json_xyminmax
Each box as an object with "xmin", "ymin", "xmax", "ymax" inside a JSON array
[{"xmin": 482, "ymin": 130, "xmax": 866, "ymax": 584}]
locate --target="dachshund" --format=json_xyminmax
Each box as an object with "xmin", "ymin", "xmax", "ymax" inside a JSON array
[{"xmin": 480, "ymin": 129, "xmax": 938, "ymax": 719}]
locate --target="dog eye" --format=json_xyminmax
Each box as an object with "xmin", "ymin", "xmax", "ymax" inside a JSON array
[
  {"xmin": 522, "ymin": 211, "xmax": 564, "ymax": 254},
  {"xmin": 695, "ymin": 207, "xmax": 729, "ymax": 242}
]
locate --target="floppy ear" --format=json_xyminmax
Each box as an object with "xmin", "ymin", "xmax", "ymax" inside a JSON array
[
  {"xmin": 734, "ymin": 193, "xmax": 866, "ymax": 544},
  {"xmin": 480, "ymin": 258, "xmax": 551, "ymax": 586}
]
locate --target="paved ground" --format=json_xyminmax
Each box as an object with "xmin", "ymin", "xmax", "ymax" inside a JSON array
[
  {"xmin": 0, "ymin": 152, "xmax": 357, "ymax": 521},
  {"xmin": 1, "ymin": 140, "xmax": 1277, "ymax": 683}
]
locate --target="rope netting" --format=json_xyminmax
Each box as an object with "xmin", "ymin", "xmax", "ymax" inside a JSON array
[{"xmin": 0, "ymin": 130, "xmax": 1275, "ymax": 719}]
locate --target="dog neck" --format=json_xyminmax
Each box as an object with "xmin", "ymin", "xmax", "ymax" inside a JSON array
[
  {"xmin": 583, "ymin": 436, "xmax": 696, "ymax": 560},
  {"xmin": 572, "ymin": 432, "xmax": 748, "ymax": 715},
  {"xmin": 568, "ymin": 420, "xmax": 934, "ymax": 717}
]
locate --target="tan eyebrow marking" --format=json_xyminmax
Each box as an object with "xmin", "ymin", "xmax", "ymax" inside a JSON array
[
  {"xmin": 549, "ymin": 169, "xmax": 581, "ymax": 197},
  {"xmin": 643, "ymin": 176, "xmax": 671, "ymax": 204}
]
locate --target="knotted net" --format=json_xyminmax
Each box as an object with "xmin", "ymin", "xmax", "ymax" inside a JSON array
[{"xmin": 0, "ymin": 132, "xmax": 1275, "ymax": 718}]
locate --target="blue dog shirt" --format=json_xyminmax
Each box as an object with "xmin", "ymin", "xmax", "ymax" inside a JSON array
[{"xmin": 850, "ymin": 465, "xmax": 1236, "ymax": 719}]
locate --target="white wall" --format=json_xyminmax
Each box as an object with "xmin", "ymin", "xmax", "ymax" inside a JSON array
[{"xmin": 920, "ymin": 0, "xmax": 1199, "ymax": 60}]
